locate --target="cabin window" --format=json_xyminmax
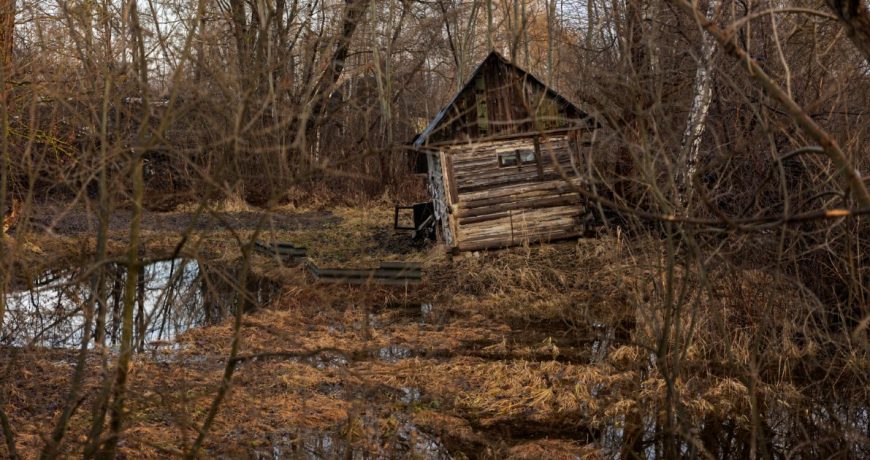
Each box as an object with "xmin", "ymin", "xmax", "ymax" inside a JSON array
[
  {"xmin": 498, "ymin": 149, "xmax": 537, "ymax": 168},
  {"xmin": 498, "ymin": 152, "xmax": 518, "ymax": 167},
  {"xmin": 518, "ymin": 149, "xmax": 536, "ymax": 164}
]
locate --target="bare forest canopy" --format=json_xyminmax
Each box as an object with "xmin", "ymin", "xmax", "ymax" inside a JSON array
[{"xmin": 1, "ymin": 0, "xmax": 870, "ymax": 458}]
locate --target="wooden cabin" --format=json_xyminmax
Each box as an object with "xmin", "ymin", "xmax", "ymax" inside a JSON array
[{"xmin": 412, "ymin": 51, "xmax": 598, "ymax": 252}]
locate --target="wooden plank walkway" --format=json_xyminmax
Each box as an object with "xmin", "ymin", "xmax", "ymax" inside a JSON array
[
  {"xmin": 255, "ymin": 240, "xmax": 422, "ymax": 286},
  {"xmin": 306, "ymin": 261, "xmax": 422, "ymax": 286},
  {"xmin": 253, "ymin": 241, "xmax": 308, "ymax": 264}
]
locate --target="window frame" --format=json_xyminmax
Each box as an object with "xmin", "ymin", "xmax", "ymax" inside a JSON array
[{"xmin": 498, "ymin": 148, "xmax": 537, "ymax": 168}]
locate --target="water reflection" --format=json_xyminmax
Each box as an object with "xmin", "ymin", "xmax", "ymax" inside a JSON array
[
  {"xmin": 400, "ymin": 387, "xmax": 422, "ymax": 404},
  {"xmin": 375, "ymin": 344, "xmax": 414, "ymax": 362},
  {"xmin": 2, "ymin": 258, "xmax": 256, "ymax": 350},
  {"xmin": 256, "ymin": 420, "xmax": 452, "ymax": 460},
  {"xmin": 597, "ymin": 394, "xmax": 870, "ymax": 459}
]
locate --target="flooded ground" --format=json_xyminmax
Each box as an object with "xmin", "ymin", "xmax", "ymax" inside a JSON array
[
  {"xmin": 3, "ymin": 258, "xmax": 279, "ymax": 350},
  {"xmin": 8, "ymin": 257, "xmax": 869, "ymax": 458},
  {"xmin": 3, "ymin": 207, "xmax": 869, "ymax": 458},
  {"xmin": 252, "ymin": 417, "xmax": 453, "ymax": 460}
]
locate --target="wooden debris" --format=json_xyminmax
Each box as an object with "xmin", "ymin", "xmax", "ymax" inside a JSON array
[
  {"xmin": 255, "ymin": 239, "xmax": 422, "ymax": 286},
  {"xmin": 307, "ymin": 260, "xmax": 422, "ymax": 286},
  {"xmin": 253, "ymin": 240, "xmax": 308, "ymax": 264}
]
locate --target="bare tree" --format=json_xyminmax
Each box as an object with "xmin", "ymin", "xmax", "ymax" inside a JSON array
[
  {"xmin": 677, "ymin": 0, "xmax": 720, "ymax": 204},
  {"xmin": 669, "ymin": 0, "xmax": 870, "ymax": 208}
]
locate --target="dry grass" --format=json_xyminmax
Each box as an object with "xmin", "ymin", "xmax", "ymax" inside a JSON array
[{"xmin": 3, "ymin": 206, "xmax": 868, "ymax": 458}]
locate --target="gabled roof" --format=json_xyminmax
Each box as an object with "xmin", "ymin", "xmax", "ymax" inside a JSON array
[{"xmin": 413, "ymin": 51, "xmax": 593, "ymax": 148}]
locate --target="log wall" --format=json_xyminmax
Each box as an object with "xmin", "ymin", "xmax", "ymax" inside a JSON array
[{"xmin": 442, "ymin": 134, "xmax": 585, "ymax": 251}]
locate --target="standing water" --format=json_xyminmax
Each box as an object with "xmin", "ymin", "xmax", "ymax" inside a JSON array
[{"xmin": 1, "ymin": 258, "xmax": 262, "ymax": 350}]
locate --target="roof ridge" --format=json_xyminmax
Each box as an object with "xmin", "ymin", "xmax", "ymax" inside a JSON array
[{"xmin": 413, "ymin": 51, "xmax": 590, "ymax": 148}]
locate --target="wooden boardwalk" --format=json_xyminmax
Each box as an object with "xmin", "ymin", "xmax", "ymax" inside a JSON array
[
  {"xmin": 255, "ymin": 240, "xmax": 422, "ymax": 286},
  {"xmin": 306, "ymin": 261, "xmax": 422, "ymax": 286},
  {"xmin": 253, "ymin": 241, "xmax": 308, "ymax": 264}
]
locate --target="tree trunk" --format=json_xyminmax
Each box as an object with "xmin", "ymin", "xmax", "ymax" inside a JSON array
[
  {"xmin": 98, "ymin": 150, "xmax": 142, "ymax": 458},
  {"xmin": 0, "ymin": 0, "xmax": 11, "ymax": 71},
  {"xmin": 0, "ymin": 1, "xmax": 14, "ymax": 452},
  {"xmin": 301, "ymin": 0, "xmax": 369, "ymax": 172},
  {"xmin": 547, "ymin": 0, "xmax": 556, "ymax": 85},
  {"xmin": 98, "ymin": 1, "xmax": 148, "ymax": 455},
  {"xmin": 136, "ymin": 264, "xmax": 145, "ymax": 352},
  {"xmin": 486, "ymin": 0, "xmax": 493, "ymax": 51},
  {"xmin": 677, "ymin": 0, "xmax": 719, "ymax": 204},
  {"xmin": 311, "ymin": 0, "xmax": 370, "ymax": 121},
  {"xmin": 110, "ymin": 270, "xmax": 122, "ymax": 345}
]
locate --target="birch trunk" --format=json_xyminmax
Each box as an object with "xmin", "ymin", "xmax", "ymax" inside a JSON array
[
  {"xmin": 678, "ymin": 0, "xmax": 719, "ymax": 203},
  {"xmin": 669, "ymin": 0, "xmax": 870, "ymax": 207}
]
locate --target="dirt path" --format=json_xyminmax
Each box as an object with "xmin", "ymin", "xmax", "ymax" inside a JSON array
[{"xmin": 27, "ymin": 204, "xmax": 341, "ymax": 236}]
